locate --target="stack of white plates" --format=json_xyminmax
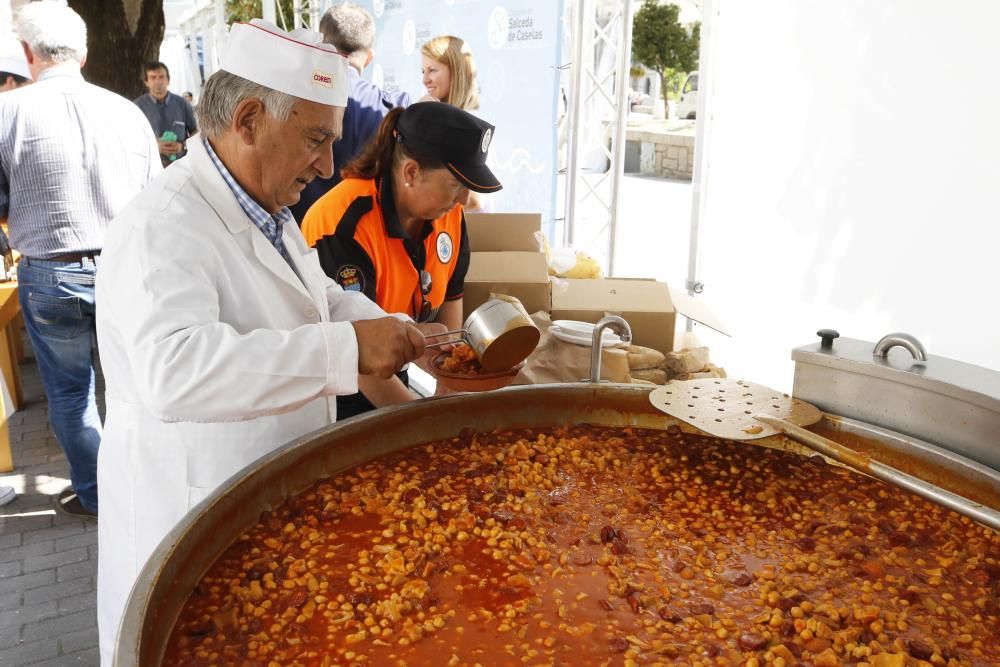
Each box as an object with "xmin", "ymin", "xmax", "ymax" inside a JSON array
[{"xmin": 549, "ymin": 320, "xmax": 626, "ymax": 348}]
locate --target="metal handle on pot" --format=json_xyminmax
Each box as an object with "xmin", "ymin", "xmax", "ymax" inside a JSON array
[
  {"xmin": 755, "ymin": 414, "xmax": 1000, "ymax": 532},
  {"xmin": 425, "ymin": 329, "xmax": 468, "ymax": 349},
  {"xmin": 873, "ymin": 332, "xmax": 928, "ymax": 363}
]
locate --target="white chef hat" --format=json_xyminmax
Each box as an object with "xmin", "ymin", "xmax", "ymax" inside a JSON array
[
  {"xmin": 0, "ymin": 34, "xmax": 31, "ymax": 80},
  {"xmin": 219, "ymin": 19, "xmax": 348, "ymax": 107}
]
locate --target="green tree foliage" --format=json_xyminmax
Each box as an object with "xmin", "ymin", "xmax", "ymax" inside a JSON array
[
  {"xmin": 226, "ymin": 0, "xmax": 297, "ymax": 29},
  {"xmin": 631, "ymin": 1, "xmax": 700, "ymax": 114}
]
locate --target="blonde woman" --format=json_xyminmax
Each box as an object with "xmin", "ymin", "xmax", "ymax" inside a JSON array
[
  {"xmin": 420, "ymin": 35, "xmax": 479, "ymax": 110},
  {"xmin": 421, "ymin": 36, "xmax": 491, "ymax": 211}
]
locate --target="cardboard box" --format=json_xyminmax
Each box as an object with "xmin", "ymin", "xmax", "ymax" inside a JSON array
[
  {"xmin": 463, "ymin": 252, "xmax": 550, "ymax": 320},
  {"xmin": 463, "ymin": 213, "xmax": 549, "ymax": 319},
  {"xmin": 549, "ymin": 278, "xmax": 727, "ymax": 353},
  {"xmin": 465, "ymin": 213, "xmax": 542, "ymax": 252}
]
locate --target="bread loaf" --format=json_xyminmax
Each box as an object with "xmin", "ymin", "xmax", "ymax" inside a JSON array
[
  {"xmin": 630, "ymin": 368, "xmax": 668, "ymax": 384},
  {"xmin": 663, "ymin": 347, "xmax": 711, "ymax": 374},
  {"xmin": 674, "ymin": 364, "xmax": 727, "ymax": 381},
  {"xmin": 626, "ymin": 345, "xmax": 665, "ymax": 370}
]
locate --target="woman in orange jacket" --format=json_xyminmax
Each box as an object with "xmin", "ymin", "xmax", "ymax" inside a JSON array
[{"xmin": 302, "ymin": 101, "xmax": 502, "ymax": 417}]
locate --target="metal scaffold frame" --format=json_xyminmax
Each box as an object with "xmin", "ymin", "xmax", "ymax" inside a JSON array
[
  {"xmin": 179, "ymin": 0, "xmax": 331, "ymax": 86},
  {"xmin": 197, "ymin": 0, "xmax": 640, "ymax": 281},
  {"xmin": 178, "ymin": 0, "xmax": 228, "ymax": 83},
  {"xmin": 291, "ymin": 0, "xmax": 324, "ymax": 30},
  {"xmin": 562, "ymin": 0, "xmax": 635, "ymax": 277},
  {"xmin": 261, "ymin": 0, "xmax": 334, "ymax": 30}
]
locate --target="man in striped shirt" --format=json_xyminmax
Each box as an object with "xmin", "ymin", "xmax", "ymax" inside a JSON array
[{"xmin": 0, "ymin": 2, "xmax": 160, "ymax": 517}]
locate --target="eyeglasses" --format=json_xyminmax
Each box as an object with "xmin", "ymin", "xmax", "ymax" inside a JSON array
[{"xmin": 412, "ymin": 270, "xmax": 433, "ymax": 322}]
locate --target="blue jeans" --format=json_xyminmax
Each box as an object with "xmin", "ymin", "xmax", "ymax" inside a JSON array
[{"xmin": 18, "ymin": 258, "xmax": 101, "ymax": 513}]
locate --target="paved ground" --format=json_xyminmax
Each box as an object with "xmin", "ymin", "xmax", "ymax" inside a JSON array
[{"xmin": 0, "ymin": 342, "xmax": 101, "ymax": 666}]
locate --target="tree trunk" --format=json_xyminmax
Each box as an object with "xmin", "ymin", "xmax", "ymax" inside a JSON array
[
  {"xmin": 68, "ymin": 0, "xmax": 165, "ymax": 100},
  {"xmin": 657, "ymin": 70, "xmax": 671, "ymax": 118}
]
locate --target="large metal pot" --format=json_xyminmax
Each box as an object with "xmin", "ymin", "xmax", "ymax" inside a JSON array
[{"xmin": 114, "ymin": 383, "xmax": 1000, "ymax": 666}]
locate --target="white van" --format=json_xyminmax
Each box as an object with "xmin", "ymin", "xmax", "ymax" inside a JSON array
[{"xmin": 675, "ymin": 72, "xmax": 698, "ymax": 120}]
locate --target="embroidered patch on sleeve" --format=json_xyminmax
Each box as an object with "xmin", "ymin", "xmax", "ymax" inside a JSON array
[{"xmin": 337, "ymin": 265, "xmax": 364, "ymax": 292}]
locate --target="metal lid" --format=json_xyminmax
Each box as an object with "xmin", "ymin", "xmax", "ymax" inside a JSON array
[{"xmin": 792, "ymin": 334, "xmax": 1000, "ymax": 413}]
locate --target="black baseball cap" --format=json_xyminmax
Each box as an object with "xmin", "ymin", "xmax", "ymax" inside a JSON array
[{"xmin": 396, "ymin": 101, "xmax": 502, "ymax": 194}]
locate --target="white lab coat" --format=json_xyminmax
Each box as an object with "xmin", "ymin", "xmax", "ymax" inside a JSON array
[{"xmin": 94, "ymin": 137, "xmax": 386, "ymax": 665}]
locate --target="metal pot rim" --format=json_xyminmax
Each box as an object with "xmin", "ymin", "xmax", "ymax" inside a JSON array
[{"xmin": 114, "ymin": 382, "xmax": 1000, "ymax": 665}]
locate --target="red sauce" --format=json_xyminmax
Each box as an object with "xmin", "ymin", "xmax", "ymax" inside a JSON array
[{"xmin": 164, "ymin": 426, "xmax": 1000, "ymax": 666}]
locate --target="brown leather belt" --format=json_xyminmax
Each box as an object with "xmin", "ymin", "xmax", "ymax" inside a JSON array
[{"xmin": 41, "ymin": 251, "xmax": 101, "ymax": 262}]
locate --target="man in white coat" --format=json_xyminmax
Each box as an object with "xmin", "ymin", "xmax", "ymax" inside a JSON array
[{"xmin": 94, "ymin": 20, "xmax": 428, "ymax": 664}]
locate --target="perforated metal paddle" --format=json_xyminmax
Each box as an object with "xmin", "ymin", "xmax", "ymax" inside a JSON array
[
  {"xmin": 648, "ymin": 378, "xmax": 822, "ymax": 440},
  {"xmin": 649, "ymin": 379, "xmax": 1000, "ymax": 531}
]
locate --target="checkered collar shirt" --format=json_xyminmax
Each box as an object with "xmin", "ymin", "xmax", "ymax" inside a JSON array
[{"xmin": 202, "ymin": 137, "xmax": 295, "ymax": 267}]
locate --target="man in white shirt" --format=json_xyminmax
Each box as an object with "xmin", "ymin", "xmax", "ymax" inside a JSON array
[
  {"xmin": 0, "ymin": 2, "xmax": 160, "ymax": 518},
  {"xmin": 95, "ymin": 20, "xmax": 427, "ymax": 664}
]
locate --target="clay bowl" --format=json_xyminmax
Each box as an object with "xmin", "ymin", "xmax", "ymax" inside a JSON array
[{"xmin": 428, "ymin": 351, "xmax": 524, "ymax": 393}]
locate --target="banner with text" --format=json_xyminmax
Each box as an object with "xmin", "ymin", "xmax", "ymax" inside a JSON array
[{"xmin": 350, "ymin": 0, "xmax": 563, "ymax": 234}]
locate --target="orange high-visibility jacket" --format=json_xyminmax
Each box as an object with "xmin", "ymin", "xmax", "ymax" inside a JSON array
[{"xmin": 302, "ymin": 175, "xmax": 469, "ymax": 322}]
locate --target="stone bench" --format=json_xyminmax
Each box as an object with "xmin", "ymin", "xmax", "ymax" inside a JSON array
[{"xmin": 625, "ymin": 121, "xmax": 696, "ymax": 180}]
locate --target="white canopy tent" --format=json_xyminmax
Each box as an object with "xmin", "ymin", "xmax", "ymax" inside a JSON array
[{"xmin": 113, "ymin": 0, "xmax": 1000, "ymax": 387}]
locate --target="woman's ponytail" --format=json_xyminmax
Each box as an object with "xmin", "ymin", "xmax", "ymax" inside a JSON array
[{"xmin": 341, "ymin": 106, "xmax": 405, "ymax": 180}]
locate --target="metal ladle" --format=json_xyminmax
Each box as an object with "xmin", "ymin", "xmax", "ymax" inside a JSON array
[{"xmin": 424, "ymin": 297, "xmax": 540, "ymax": 373}]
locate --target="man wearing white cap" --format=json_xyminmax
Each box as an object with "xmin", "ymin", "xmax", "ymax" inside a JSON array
[
  {"xmin": 94, "ymin": 20, "xmax": 428, "ymax": 663},
  {"xmin": 0, "ymin": 35, "xmax": 31, "ymax": 91}
]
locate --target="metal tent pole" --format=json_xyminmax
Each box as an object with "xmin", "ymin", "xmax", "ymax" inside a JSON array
[
  {"xmin": 685, "ymin": 0, "xmax": 718, "ymax": 327},
  {"xmin": 213, "ymin": 0, "xmax": 227, "ymax": 72},
  {"xmin": 606, "ymin": 0, "xmax": 634, "ymax": 277},
  {"xmin": 563, "ymin": 0, "xmax": 590, "ymax": 247},
  {"xmin": 262, "ymin": 0, "xmax": 276, "ymax": 23},
  {"xmin": 293, "ymin": 0, "xmax": 305, "ymax": 28},
  {"xmin": 201, "ymin": 12, "xmax": 216, "ymax": 78}
]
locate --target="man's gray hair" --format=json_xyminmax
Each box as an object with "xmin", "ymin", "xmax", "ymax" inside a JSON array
[
  {"xmin": 196, "ymin": 70, "xmax": 296, "ymax": 140},
  {"xmin": 16, "ymin": 1, "xmax": 88, "ymax": 64},
  {"xmin": 319, "ymin": 2, "xmax": 375, "ymax": 55}
]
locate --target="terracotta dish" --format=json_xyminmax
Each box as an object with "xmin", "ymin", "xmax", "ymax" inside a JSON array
[{"xmin": 429, "ymin": 350, "xmax": 523, "ymax": 392}]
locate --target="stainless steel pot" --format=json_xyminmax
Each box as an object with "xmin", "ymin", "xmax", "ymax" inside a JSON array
[
  {"xmin": 114, "ymin": 383, "xmax": 1000, "ymax": 666},
  {"xmin": 426, "ymin": 295, "xmax": 540, "ymax": 371}
]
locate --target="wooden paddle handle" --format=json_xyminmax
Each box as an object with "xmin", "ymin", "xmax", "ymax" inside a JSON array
[{"xmin": 755, "ymin": 414, "xmax": 1000, "ymax": 532}]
